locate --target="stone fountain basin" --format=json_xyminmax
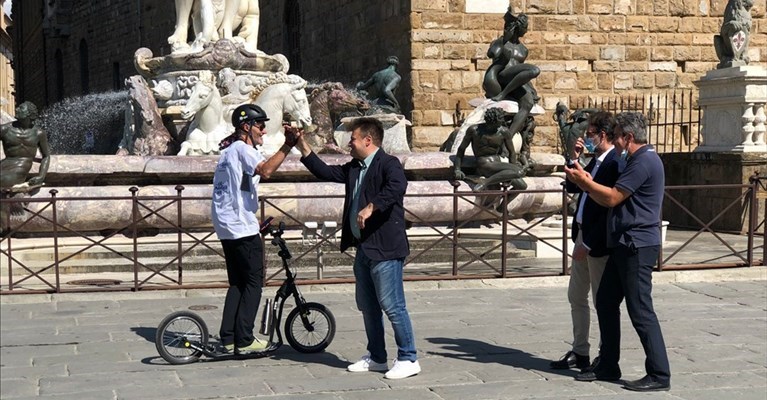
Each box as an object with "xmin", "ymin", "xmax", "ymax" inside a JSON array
[
  {"xmin": 7, "ymin": 178, "xmax": 565, "ymax": 233},
  {"xmin": 34, "ymin": 152, "xmax": 565, "ymax": 186},
  {"xmin": 10, "ymin": 152, "xmax": 567, "ymax": 233}
]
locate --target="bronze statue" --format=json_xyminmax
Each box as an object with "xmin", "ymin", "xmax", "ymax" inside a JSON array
[
  {"xmin": 714, "ymin": 0, "xmax": 754, "ymax": 69},
  {"xmin": 518, "ymin": 115, "xmax": 535, "ymax": 172},
  {"xmin": 482, "ymin": 6, "xmax": 540, "ymax": 143},
  {"xmin": 553, "ymin": 102, "xmax": 598, "ymax": 163},
  {"xmin": 453, "ymin": 107, "xmax": 528, "ymax": 193},
  {"xmin": 356, "ymin": 56, "xmax": 402, "ymax": 114},
  {"xmin": 1, "ymin": 102, "xmax": 50, "ymax": 192}
]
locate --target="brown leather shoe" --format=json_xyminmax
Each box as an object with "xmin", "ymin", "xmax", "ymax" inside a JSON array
[{"xmin": 550, "ymin": 351, "xmax": 590, "ymax": 370}]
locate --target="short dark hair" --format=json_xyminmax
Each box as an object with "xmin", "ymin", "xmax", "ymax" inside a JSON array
[
  {"xmin": 347, "ymin": 117, "xmax": 384, "ymax": 146},
  {"xmin": 589, "ymin": 111, "xmax": 616, "ymax": 141}
]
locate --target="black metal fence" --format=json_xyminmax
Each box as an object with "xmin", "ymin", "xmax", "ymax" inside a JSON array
[
  {"xmin": 570, "ymin": 90, "xmax": 700, "ymax": 153},
  {"xmin": 1, "ymin": 175, "xmax": 763, "ymax": 295}
]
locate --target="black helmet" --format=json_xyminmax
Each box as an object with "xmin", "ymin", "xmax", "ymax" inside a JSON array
[{"xmin": 231, "ymin": 104, "xmax": 269, "ymax": 128}]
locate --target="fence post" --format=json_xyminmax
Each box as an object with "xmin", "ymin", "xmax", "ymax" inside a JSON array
[
  {"xmin": 561, "ymin": 182, "xmax": 569, "ymax": 276},
  {"xmin": 260, "ymin": 198, "xmax": 267, "ymax": 285},
  {"xmin": 658, "ymin": 192, "xmax": 664, "ymax": 272},
  {"xmin": 176, "ymin": 185, "xmax": 185, "ymax": 285},
  {"xmin": 747, "ymin": 173, "xmax": 759, "ymax": 267},
  {"xmin": 500, "ymin": 182, "xmax": 509, "ymax": 278},
  {"xmin": 451, "ymin": 181, "xmax": 460, "ymax": 276},
  {"xmin": 130, "ymin": 186, "xmax": 139, "ymax": 291},
  {"xmin": 4, "ymin": 192, "xmax": 12, "ymax": 291},
  {"xmin": 51, "ymin": 190, "xmax": 61, "ymax": 292}
]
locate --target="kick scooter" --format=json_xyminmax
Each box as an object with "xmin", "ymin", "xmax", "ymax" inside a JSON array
[{"xmin": 155, "ymin": 218, "xmax": 336, "ymax": 364}]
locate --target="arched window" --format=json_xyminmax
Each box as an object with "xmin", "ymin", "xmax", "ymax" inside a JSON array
[
  {"xmin": 79, "ymin": 39, "xmax": 90, "ymax": 94},
  {"xmin": 283, "ymin": 0, "xmax": 301, "ymax": 74},
  {"xmin": 54, "ymin": 49, "xmax": 64, "ymax": 101}
]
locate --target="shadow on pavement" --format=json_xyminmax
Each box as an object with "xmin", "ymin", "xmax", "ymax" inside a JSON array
[
  {"xmin": 426, "ymin": 337, "xmax": 610, "ymax": 381},
  {"xmin": 131, "ymin": 326, "xmax": 157, "ymax": 343},
  {"xmin": 271, "ymin": 346, "xmax": 349, "ymax": 369}
]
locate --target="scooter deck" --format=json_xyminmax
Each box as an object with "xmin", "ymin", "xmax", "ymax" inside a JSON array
[{"xmin": 197, "ymin": 343, "xmax": 282, "ymax": 362}]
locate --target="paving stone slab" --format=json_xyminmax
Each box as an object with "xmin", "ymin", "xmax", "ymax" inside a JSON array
[
  {"xmin": 266, "ymin": 374, "xmax": 389, "ymax": 394},
  {"xmin": 32, "ymin": 351, "xmax": 130, "ymax": 367},
  {"xmin": 0, "ymin": 377, "xmax": 38, "ymax": 398},
  {"xmin": 430, "ymin": 378, "xmax": 617, "ymax": 400},
  {"xmin": 10, "ymin": 390, "xmax": 117, "ymax": 400},
  {"xmin": 115, "ymin": 383, "xmax": 271, "ymax": 400},
  {"xmin": 337, "ymin": 388, "xmax": 443, "ymax": 400},
  {"xmin": 670, "ymin": 388, "xmax": 767, "ymax": 400},
  {"xmin": 39, "ymin": 370, "xmax": 180, "ymax": 395},
  {"xmin": 0, "ymin": 364, "xmax": 67, "ymax": 380}
]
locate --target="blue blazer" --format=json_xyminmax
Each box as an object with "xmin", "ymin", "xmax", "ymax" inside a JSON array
[
  {"xmin": 565, "ymin": 148, "xmax": 625, "ymax": 257},
  {"xmin": 300, "ymin": 150, "xmax": 410, "ymax": 261}
]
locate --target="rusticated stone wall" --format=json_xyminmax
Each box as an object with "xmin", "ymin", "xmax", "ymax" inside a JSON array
[{"xmin": 410, "ymin": 0, "xmax": 767, "ymax": 151}]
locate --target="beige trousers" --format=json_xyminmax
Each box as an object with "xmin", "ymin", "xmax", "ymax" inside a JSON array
[{"xmin": 568, "ymin": 231, "xmax": 609, "ymax": 356}]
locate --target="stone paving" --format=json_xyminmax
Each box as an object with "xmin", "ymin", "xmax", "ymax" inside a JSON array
[{"xmin": 1, "ymin": 268, "xmax": 765, "ymax": 400}]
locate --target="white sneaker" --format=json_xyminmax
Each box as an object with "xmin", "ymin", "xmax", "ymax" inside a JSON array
[
  {"xmin": 347, "ymin": 354, "xmax": 388, "ymax": 372},
  {"xmin": 384, "ymin": 359, "xmax": 421, "ymax": 379}
]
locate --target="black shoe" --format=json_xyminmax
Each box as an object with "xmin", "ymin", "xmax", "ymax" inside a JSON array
[
  {"xmin": 581, "ymin": 355, "xmax": 601, "ymax": 372},
  {"xmin": 623, "ymin": 375, "xmax": 670, "ymax": 392},
  {"xmin": 575, "ymin": 365, "xmax": 622, "ymax": 382},
  {"xmin": 550, "ymin": 351, "xmax": 590, "ymax": 370}
]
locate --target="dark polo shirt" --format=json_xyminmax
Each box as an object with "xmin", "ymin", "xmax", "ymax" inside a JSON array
[{"xmin": 607, "ymin": 145, "xmax": 664, "ymax": 249}]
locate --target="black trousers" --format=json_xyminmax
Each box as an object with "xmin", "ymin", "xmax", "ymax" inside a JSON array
[
  {"xmin": 219, "ymin": 234, "xmax": 264, "ymax": 347},
  {"xmin": 596, "ymin": 244, "xmax": 671, "ymax": 383}
]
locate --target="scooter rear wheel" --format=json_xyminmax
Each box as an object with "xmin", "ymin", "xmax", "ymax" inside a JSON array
[
  {"xmin": 156, "ymin": 310, "xmax": 209, "ymax": 365},
  {"xmin": 285, "ymin": 302, "xmax": 336, "ymax": 353}
]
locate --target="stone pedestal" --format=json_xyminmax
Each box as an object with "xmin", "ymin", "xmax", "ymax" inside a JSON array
[
  {"xmin": 661, "ymin": 152, "xmax": 766, "ymax": 233},
  {"xmin": 694, "ymin": 66, "xmax": 767, "ymax": 153}
]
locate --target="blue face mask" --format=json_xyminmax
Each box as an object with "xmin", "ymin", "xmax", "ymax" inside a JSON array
[{"xmin": 584, "ymin": 137, "xmax": 598, "ymax": 153}]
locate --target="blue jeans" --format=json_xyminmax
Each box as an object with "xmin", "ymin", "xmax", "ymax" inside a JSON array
[{"xmin": 353, "ymin": 250, "xmax": 417, "ymax": 363}]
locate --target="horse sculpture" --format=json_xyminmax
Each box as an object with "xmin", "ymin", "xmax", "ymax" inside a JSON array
[
  {"xmin": 250, "ymin": 74, "xmax": 312, "ymax": 155},
  {"xmin": 307, "ymin": 82, "xmax": 369, "ymax": 153},
  {"xmin": 177, "ymin": 71, "xmax": 230, "ymax": 155}
]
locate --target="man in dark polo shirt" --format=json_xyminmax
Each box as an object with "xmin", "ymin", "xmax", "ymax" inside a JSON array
[{"xmin": 564, "ymin": 112, "xmax": 670, "ymax": 392}]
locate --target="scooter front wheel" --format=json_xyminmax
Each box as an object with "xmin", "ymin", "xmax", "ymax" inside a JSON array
[
  {"xmin": 285, "ymin": 302, "xmax": 336, "ymax": 353},
  {"xmin": 156, "ymin": 310, "xmax": 209, "ymax": 364}
]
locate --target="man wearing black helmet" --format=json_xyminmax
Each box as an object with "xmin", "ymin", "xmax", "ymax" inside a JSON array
[{"xmin": 212, "ymin": 104, "xmax": 299, "ymax": 355}]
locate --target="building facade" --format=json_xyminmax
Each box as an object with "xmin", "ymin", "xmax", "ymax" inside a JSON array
[
  {"xmin": 11, "ymin": 0, "xmax": 767, "ymax": 151},
  {"xmin": 1, "ymin": 4, "xmax": 14, "ymax": 119}
]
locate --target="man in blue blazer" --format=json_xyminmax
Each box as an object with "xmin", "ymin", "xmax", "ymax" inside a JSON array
[
  {"xmin": 295, "ymin": 117, "xmax": 420, "ymax": 380},
  {"xmin": 551, "ymin": 112, "xmax": 624, "ymax": 371}
]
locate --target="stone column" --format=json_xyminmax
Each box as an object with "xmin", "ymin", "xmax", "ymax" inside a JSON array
[
  {"xmin": 694, "ymin": 66, "xmax": 767, "ymax": 153},
  {"xmin": 753, "ymin": 103, "xmax": 766, "ymax": 146}
]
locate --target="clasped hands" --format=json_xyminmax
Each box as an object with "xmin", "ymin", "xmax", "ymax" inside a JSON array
[{"xmin": 283, "ymin": 124, "xmax": 303, "ymax": 148}]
